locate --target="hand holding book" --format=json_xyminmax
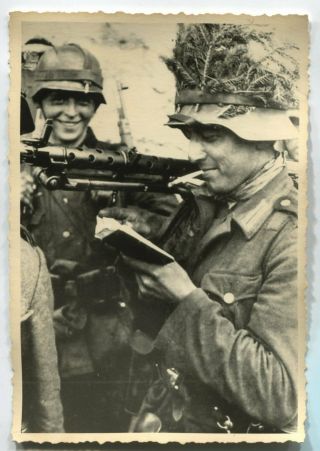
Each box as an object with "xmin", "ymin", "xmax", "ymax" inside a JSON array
[
  {"xmin": 98, "ymin": 206, "xmax": 171, "ymax": 242},
  {"xmin": 121, "ymin": 256, "xmax": 197, "ymax": 305}
]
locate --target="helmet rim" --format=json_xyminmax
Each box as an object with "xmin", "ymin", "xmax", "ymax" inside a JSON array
[
  {"xmin": 31, "ymin": 80, "xmax": 106, "ymax": 104},
  {"xmin": 167, "ymin": 105, "xmax": 298, "ymax": 142}
]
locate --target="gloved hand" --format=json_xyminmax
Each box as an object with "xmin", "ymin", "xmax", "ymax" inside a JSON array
[{"xmin": 98, "ymin": 206, "xmax": 171, "ymax": 241}]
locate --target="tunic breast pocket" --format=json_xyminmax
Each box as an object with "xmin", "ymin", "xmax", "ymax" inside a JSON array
[{"xmin": 200, "ymin": 272, "xmax": 262, "ymax": 329}]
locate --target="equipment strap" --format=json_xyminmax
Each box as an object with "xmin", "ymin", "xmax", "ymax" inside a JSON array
[{"xmin": 35, "ymin": 69, "xmax": 102, "ymax": 88}]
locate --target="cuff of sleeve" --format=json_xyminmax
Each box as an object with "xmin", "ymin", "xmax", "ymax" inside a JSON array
[{"xmin": 181, "ymin": 287, "xmax": 213, "ymax": 308}]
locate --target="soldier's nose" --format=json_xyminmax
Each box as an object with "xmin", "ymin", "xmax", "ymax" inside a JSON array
[
  {"xmin": 188, "ymin": 139, "xmax": 207, "ymax": 163},
  {"xmin": 63, "ymin": 99, "xmax": 78, "ymax": 117}
]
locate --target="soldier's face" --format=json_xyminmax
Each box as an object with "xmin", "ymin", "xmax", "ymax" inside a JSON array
[
  {"xmin": 41, "ymin": 91, "xmax": 96, "ymax": 146},
  {"xmin": 186, "ymin": 125, "xmax": 271, "ymax": 194}
]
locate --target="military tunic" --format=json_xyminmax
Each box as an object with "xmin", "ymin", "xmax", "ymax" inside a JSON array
[{"xmin": 135, "ymin": 168, "xmax": 298, "ymax": 433}]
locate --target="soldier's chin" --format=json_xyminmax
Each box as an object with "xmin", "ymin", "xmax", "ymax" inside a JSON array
[
  {"xmin": 55, "ymin": 128, "xmax": 83, "ymax": 143},
  {"xmin": 206, "ymin": 180, "xmax": 233, "ymax": 195}
]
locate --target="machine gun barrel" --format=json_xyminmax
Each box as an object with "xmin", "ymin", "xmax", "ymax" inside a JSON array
[
  {"xmin": 21, "ymin": 142, "xmax": 200, "ymax": 193},
  {"xmin": 21, "ymin": 144, "xmax": 196, "ymax": 176},
  {"xmin": 20, "ymin": 119, "xmax": 202, "ymax": 193}
]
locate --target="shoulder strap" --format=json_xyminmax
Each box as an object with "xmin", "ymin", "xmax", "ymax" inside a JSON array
[{"xmin": 20, "ymin": 225, "xmax": 36, "ymax": 247}]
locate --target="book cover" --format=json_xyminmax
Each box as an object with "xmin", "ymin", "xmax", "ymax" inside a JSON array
[{"xmin": 95, "ymin": 217, "xmax": 174, "ymax": 265}]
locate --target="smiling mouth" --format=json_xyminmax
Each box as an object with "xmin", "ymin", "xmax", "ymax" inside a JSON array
[{"xmin": 56, "ymin": 119, "xmax": 82, "ymax": 127}]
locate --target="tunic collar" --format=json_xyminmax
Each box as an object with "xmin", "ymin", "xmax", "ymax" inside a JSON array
[
  {"xmin": 193, "ymin": 168, "xmax": 297, "ymax": 260},
  {"xmin": 231, "ymin": 168, "xmax": 297, "ymax": 240}
]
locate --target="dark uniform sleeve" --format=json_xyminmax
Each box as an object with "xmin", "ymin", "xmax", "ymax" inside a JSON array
[{"xmin": 155, "ymin": 221, "xmax": 298, "ymax": 430}]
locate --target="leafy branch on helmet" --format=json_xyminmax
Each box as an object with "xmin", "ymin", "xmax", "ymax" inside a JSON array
[{"xmin": 163, "ymin": 23, "xmax": 299, "ymax": 115}]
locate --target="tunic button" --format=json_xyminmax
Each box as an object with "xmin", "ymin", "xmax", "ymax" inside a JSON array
[
  {"xmin": 62, "ymin": 230, "xmax": 71, "ymax": 238},
  {"xmin": 280, "ymin": 199, "xmax": 291, "ymax": 207},
  {"xmin": 63, "ymin": 197, "xmax": 68, "ymax": 204},
  {"xmin": 223, "ymin": 292, "xmax": 235, "ymax": 304}
]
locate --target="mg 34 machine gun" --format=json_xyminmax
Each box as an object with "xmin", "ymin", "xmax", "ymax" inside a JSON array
[{"xmin": 20, "ymin": 120, "xmax": 200, "ymax": 195}]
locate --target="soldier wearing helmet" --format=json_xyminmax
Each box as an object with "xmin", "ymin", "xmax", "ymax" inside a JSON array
[
  {"xmin": 22, "ymin": 37, "xmax": 54, "ymax": 71},
  {"xmin": 21, "ymin": 37, "xmax": 54, "ymax": 120},
  {"xmin": 22, "ymin": 42, "xmax": 177, "ymax": 432},
  {"xmin": 30, "ymin": 43, "xmax": 106, "ymax": 145},
  {"xmin": 123, "ymin": 24, "xmax": 299, "ymax": 433}
]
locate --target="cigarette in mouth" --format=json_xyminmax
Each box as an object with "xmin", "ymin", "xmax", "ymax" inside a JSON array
[{"xmin": 168, "ymin": 170, "xmax": 204, "ymax": 188}]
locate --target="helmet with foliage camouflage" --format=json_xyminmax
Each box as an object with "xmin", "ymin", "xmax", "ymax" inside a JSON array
[
  {"xmin": 164, "ymin": 24, "xmax": 299, "ymax": 141},
  {"xmin": 30, "ymin": 43, "xmax": 106, "ymax": 105}
]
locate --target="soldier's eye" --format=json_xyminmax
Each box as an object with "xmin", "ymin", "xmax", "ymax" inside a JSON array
[
  {"xmin": 204, "ymin": 134, "xmax": 219, "ymax": 143},
  {"xmin": 199, "ymin": 127, "xmax": 221, "ymax": 142},
  {"xmin": 78, "ymin": 101, "xmax": 90, "ymax": 107},
  {"xmin": 49, "ymin": 94, "xmax": 65, "ymax": 105},
  {"xmin": 51, "ymin": 99, "xmax": 64, "ymax": 105}
]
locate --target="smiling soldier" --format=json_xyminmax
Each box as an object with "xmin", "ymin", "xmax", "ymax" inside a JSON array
[
  {"xmin": 21, "ymin": 43, "xmax": 132, "ymax": 432},
  {"xmin": 21, "ymin": 42, "xmax": 177, "ymax": 432},
  {"xmin": 125, "ymin": 24, "xmax": 300, "ymax": 434}
]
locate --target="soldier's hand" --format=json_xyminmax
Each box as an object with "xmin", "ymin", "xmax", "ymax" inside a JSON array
[
  {"xmin": 21, "ymin": 170, "xmax": 36, "ymax": 213},
  {"xmin": 98, "ymin": 206, "xmax": 170, "ymax": 241},
  {"xmin": 122, "ymin": 256, "xmax": 196, "ymax": 304},
  {"xmin": 53, "ymin": 305, "xmax": 87, "ymax": 339}
]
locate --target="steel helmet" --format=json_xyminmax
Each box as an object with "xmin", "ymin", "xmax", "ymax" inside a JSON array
[
  {"xmin": 30, "ymin": 43, "xmax": 106, "ymax": 105},
  {"xmin": 164, "ymin": 24, "xmax": 299, "ymax": 142}
]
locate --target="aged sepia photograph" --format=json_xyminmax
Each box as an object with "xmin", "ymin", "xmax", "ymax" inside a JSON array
[{"xmin": 9, "ymin": 12, "xmax": 308, "ymax": 444}]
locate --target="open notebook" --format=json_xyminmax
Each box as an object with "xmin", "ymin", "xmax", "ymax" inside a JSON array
[{"xmin": 95, "ymin": 217, "xmax": 174, "ymax": 265}]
